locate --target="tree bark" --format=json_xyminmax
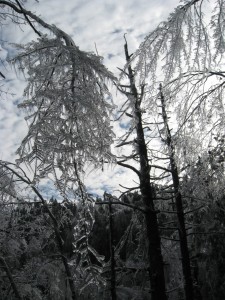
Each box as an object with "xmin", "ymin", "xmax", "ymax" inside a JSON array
[
  {"xmin": 159, "ymin": 84, "xmax": 194, "ymax": 300},
  {"xmin": 123, "ymin": 39, "xmax": 167, "ymax": 300},
  {"xmin": 108, "ymin": 196, "xmax": 117, "ymax": 300}
]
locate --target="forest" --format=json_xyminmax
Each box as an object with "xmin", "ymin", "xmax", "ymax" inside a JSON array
[{"xmin": 0, "ymin": 0, "xmax": 225, "ymax": 299}]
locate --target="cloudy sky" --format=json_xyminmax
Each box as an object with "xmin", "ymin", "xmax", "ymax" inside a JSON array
[{"xmin": 0, "ymin": 0, "xmax": 180, "ymax": 198}]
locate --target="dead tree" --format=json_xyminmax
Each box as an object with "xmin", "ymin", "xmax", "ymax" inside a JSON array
[
  {"xmin": 117, "ymin": 38, "xmax": 167, "ymax": 300},
  {"xmin": 158, "ymin": 84, "xmax": 194, "ymax": 300}
]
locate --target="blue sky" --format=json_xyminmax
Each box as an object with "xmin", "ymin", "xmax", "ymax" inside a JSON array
[{"xmin": 0, "ymin": 0, "xmax": 180, "ymax": 197}]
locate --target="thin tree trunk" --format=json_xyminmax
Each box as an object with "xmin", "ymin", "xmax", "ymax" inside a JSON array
[
  {"xmin": 108, "ymin": 196, "xmax": 117, "ymax": 300},
  {"xmin": 123, "ymin": 39, "xmax": 167, "ymax": 300},
  {"xmin": 159, "ymin": 84, "xmax": 194, "ymax": 300}
]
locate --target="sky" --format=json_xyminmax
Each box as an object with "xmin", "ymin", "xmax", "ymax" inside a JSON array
[{"xmin": 0, "ymin": 0, "xmax": 180, "ymax": 198}]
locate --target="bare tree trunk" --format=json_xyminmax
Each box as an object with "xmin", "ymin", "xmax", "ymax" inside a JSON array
[
  {"xmin": 159, "ymin": 84, "xmax": 194, "ymax": 300},
  {"xmin": 108, "ymin": 196, "xmax": 117, "ymax": 300},
  {"xmin": 0, "ymin": 256, "xmax": 22, "ymax": 300},
  {"xmin": 122, "ymin": 39, "xmax": 167, "ymax": 300}
]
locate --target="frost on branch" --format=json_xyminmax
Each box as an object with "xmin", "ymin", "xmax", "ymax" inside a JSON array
[
  {"xmin": 135, "ymin": 0, "xmax": 225, "ymax": 84},
  {"xmin": 13, "ymin": 36, "xmax": 116, "ymax": 183},
  {"xmin": 130, "ymin": 0, "xmax": 225, "ymax": 167},
  {"xmin": 73, "ymin": 191, "xmax": 106, "ymax": 297}
]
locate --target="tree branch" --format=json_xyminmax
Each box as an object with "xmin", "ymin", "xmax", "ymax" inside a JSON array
[
  {"xmin": 15, "ymin": 0, "xmax": 42, "ymax": 36},
  {"xmin": 117, "ymin": 161, "xmax": 141, "ymax": 177}
]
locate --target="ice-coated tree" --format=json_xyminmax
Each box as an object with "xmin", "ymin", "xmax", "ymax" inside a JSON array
[
  {"xmin": 116, "ymin": 1, "xmax": 225, "ymax": 299},
  {"xmin": 1, "ymin": 0, "xmax": 116, "ymax": 197},
  {"xmin": 134, "ymin": 0, "xmax": 225, "ymax": 167},
  {"xmin": 131, "ymin": 1, "xmax": 224, "ymax": 299},
  {"xmin": 0, "ymin": 0, "xmax": 225, "ymax": 299}
]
